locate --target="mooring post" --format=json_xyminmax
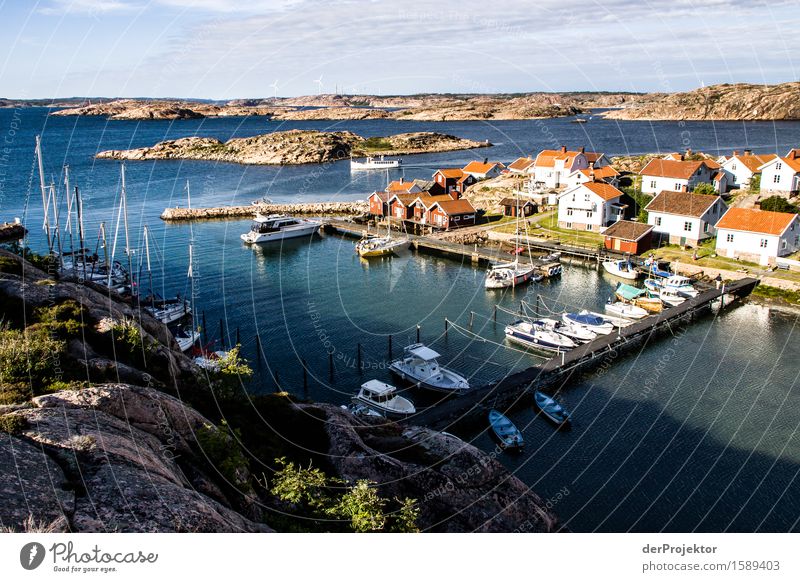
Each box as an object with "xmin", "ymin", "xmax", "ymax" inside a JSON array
[
  {"xmin": 469, "ymin": 311, "xmax": 474, "ymax": 329},
  {"xmin": 493, "ymin": 304, "xmax": 497, "ymax": 322},
  {"xmin": 561, "ymin": 350, "xmax": 565, "ymax": 366},
  {"xmin": 236, "ymin": 327, "xmax": 240, "ymax": 347},
  {"xmin": 416, "ymin": 324, "xmax": 420, "ymax": 343},
  {"xmin": 201, "ymin": 311, "xmax": 207, "ymax": 344},
  {"xmin": 357, "ymin": 343, "xmax": 362, "ymax": 372},
  {"xmin": 536, "ymin": 295, "xmax": 541, "ymax": 317},
  {"xmin": 444, "ymin": 317, "xmax": 449, "ymax": 338}
]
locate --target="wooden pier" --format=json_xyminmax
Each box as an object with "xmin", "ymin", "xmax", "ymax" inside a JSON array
[{"xmin": 409, "ymin": 277, "xmax": 759, "ymax": 430}]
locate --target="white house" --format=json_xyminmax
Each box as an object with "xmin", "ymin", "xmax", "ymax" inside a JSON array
[
  {"xmin": 564, "ymin": 164, "xmax": 620, "ymax": 189},
  {"xmin": 462, "ymin": 160, "xmax": 505, "ymax": 180},
  {"xmin": 645, "ymin": 190, "xmax": 728, "ymax": 246},
  {"xmin": 758, "ymin": 151, "xmax": 800, "ymax": 196},
  {"xmin": 507, "ymin": 156, "xmax": 535, "ymax": 174},
  {"xmin": 715, "ymin": 208, "xmax": 800, "ymax": 266},
  {"xmin": 557, "ymin": 181, "xmax": 628, "ymax": 232},
  {"xmin": 639, "ymin": 159, "xmax": 717, "ymax": 195},
  {"xmin": 533, "ymin": 146, "xmax": 589, "ymax": 188},
  {"xmin": 720, "ymin": 150, "xmax": 771, "ymax": 190}
]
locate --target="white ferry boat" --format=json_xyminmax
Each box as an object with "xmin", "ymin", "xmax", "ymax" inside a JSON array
[{"xmin": 350, "ymin": 155, "xmax": 402, "ymax": 171}]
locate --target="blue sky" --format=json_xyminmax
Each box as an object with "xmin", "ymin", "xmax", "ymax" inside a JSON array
[{"xmin": 1, "ymin": 0, "xmax": 798, "ymax": 99}]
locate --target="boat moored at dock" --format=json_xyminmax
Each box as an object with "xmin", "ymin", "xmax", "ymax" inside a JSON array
[
  {"xmin": 562, "ymin": 311, "xmax": 615, "ymax": 334},
  {"xmin": 602, "ymin": 258, "xmax": 640, "ymax": 280},
  {"xmin": 241, "ymin": 214, "xmax": 319, "ymax": 244},
  {"xmin": 353, "ymin": 380, "xmax": 416, "ymax": 417},
  {"xmin": 389, "ymin": 343, "xmax": 470, "ymax": 394},
  {"xmin": 604, "ymin": 300, "xmax": 649, "ymax": 320},
  {"xmin": 505, "ymin": 319, "xmax": 577, "ymax": 352},
  {"xmin": 534, "ymin": 391, "xmax": 571, "ymax": 426}
]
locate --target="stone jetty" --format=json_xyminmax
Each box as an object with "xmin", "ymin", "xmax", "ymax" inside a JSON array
[{"xmin": 160, "ymin": 201, "xmax": 368, "ymax": 221}]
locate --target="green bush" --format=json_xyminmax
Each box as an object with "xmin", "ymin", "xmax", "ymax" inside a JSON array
[
  {"xmin": 270, "ymin": 457, "xmax": 331, "ymax": 510},
  {"xmin": 197, "ymin": 420, "xmax": 252, "ymax": 492},
  {"xmin": 0, "ymin": 324, "xmax": 66, "ymax": 389},
  {"xmin": 692, "ymin": 182, "xmax": 716, "ymax": 195},
  {"xmin": 327, "ymin": 480, "xmax": 386, "ymax": 532},
  {"xmin": 0, "ymin": 414, "xmax": 26, "ymax": 435},
  {"xmin": 34, "ymin": 301, "xmax": 85, "ymax": 339},
  {"xmin": 361, "ymin": 137, "xmax": 393, "ymax": 151},
  {"xmin": 0, "ymin": 256, "xmax": 22, "ymax": 275},
  {"xmin": 759, "ymin": 196, "xmax": 797, "ymax": 214}
]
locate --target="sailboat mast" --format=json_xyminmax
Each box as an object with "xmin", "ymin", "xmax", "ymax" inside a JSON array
[
  {"xmin": 35, "ymin": 136, "xmax": 53, "ymax": 253},
  {"xmin": 75, "ymin": 185, "xmax": 86, "ymax": 279},
  {"xmin": 143, "ymin": 225, "xmax": 154, "ymax": 306},
  {"xmin": 64, "ymin": 166, "xmax": 75, "ymax": 271},
  {"xmin": 120, "ymin": 164, "xmax": 135, "ymax": 296},
  {"xmin": 50, "ymin": 183, "xmax": 64, "ymax": 263}
]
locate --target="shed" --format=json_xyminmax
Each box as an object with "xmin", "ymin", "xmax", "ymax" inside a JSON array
[
  {"xmin": 603, "ymin": 220, "xmax": 654, "ymax": 254},
  {"xmin": 499, "ymin": 197, "xmax": 538, "ymax": 217}
]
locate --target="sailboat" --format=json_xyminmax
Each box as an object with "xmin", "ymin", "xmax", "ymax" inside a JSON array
[
  {"xmin": 139, "ymin": 226, "xmax": 191, "ymax": 325},
  {"xmin": 485, "ymin": 196, "xmax": 538, "ymax": 289},
  {"xmin": 355, "ymin": 170, "xmax": 409, "ymax": 257}
]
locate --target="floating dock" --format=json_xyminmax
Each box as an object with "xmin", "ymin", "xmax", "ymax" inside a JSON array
[{"xmin": 410, "ymin": 277, "xmax": 759, "ymax": 430}]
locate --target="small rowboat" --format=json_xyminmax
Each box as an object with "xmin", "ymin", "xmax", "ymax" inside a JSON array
[
  {"xmin": 534, "ymin": 391, "xmax": 571, "ymax": 426},
  {"xmin": 488, "ymin": 409, "xmax": 524, "ymax": 450}
]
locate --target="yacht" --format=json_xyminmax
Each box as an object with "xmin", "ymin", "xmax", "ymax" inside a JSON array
[
  {"xmin": 172, "ymin": 326, "xmax": 200, "ymax": 352},
  {"xmin": 241, "ymin": 214, "xmax": 319, "ymax": 244},
  {"xmin": 143, "ymin": 297, "xmax": 191, "ymax": 325},
  {"xmin": 352, "ymin": 380, "xmax": 415, "ymax": 417},
  {"xmin": 504, "ymin": 320, "xmax": 576, "ymax": 353},
  {"xmin": 663, "ymin": 275, "xmax": 699, "ymax": 298},
  {"xmin": 355, "ymin": 235, "xmax": 408, "ymax": 257},
  {"xmin": 539, "ymin": 317, "xmax": 597, "ymax": 343},
  {"xmin": 389, "ymin": 343, "xmax": 470, "ymax": 394},
  {"xmin": 350, "ymin": 155, "xmax": 401, "ymax": 171},
  {"xmin": 562, "ymin": 311, "xmax": 615, "ymax": 334}
]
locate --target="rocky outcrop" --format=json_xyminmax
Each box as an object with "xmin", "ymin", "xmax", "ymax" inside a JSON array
[
  {"xmin": 52, "ymin": 99, "xmax": 287, "ymax": 120},
  {"xmin": 271, "ymin": 107, "xmax": 390, "ymax": 120},
  {"xmin": 601, "ymin": 82, "xmax": 800, "ymax": 120},
  {"xmin": 160, "ymin": 201, "xmax": 368, "ymax": 221},
  {"xmin": 96, "ymin": 130, "xmax": 488, "ymax": 166}
]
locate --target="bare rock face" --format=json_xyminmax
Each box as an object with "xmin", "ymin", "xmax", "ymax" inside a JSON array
[
  {"xmin": 96, "ymin": 130, "xmax": 488, "ymax": 166},
  {"xmin": 602, "ymin": 82, "xmax": 800, "ymax": 120},
  {"xmin": 305, "ymin": 404, "xmax": 560, "ymax": 532},
  {"xmin": 271, "ymin": 106, "xmax": 390, "ymax": 121},
  {"xmin": 0, "ymin": 385, "xmax": 271, "ymax": 532},
  {"xmin": 51, "ymin": 98, "xmax": 286, "ymax": 120}
]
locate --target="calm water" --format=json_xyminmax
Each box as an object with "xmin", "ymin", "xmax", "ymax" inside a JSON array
[{"xmin": 1, "ymin": 107, "xmax": 799, "ymax": 532}]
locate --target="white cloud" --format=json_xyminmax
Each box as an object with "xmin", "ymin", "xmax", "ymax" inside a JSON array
[{"xmin": 38, "ymin": 0, "xmax": 141, "ymax": 15}]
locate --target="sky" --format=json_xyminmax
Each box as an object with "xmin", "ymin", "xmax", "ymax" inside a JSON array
[{"xmin": 0, "ymin": 0, "xmax": 798, "ymax": 99}]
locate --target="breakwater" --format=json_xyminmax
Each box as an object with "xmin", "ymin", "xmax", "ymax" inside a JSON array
[{"xmin": 160, "ymin": 201, "xmax": 368, "ymax": 221}]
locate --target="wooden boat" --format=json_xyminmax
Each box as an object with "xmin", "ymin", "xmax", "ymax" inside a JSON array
[
  {"xmin": 488, "ymin": 409, "xmax": 524, "ymax": 450},
  {"xmin": 534, "ymin": 391, "xmax": 571, "ymax": 425},
  {"xmin": 634, "ymin": 295, "xmax": 663, "ymax": 313}
]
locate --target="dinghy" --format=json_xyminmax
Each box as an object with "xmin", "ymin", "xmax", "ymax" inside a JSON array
[
  {"xmin": 534, "ymin": 391, "xmax": 571, "ymax": 425},
  {"xmin": 488, "ymin": 409, "xmax": 524, "ymax": 450}
]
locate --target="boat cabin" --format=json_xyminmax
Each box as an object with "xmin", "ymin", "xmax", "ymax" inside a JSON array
[
  {"xmin": 250, "ymin": 214, "xmax": 301, "ymax": 233},
  {"xmin": 359, "ymin": 380, "xmax": 398, "ymax": 403}
]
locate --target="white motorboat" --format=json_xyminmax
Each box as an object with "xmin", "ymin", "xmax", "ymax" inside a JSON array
[
  {"xmin": 663, "ymin": 275, "xmax": 699, "ymax": 298},
  {"xmin": 604, "ymin": 300, "xmax": 649, "ymax": 320},
  {"xmin": 485, "ymin": 260, "xmax": 540, "ymax": 289},
  {"xmin": 352, "ymin": 380, "xmax": 415, "ymax": 417},
  {"xmin": 173, "ymin": 326, "xmax": 200, "ymax": 352},
  {"xmin": 539, "ymin": 317, "xmax": 597, "ymax": 343},
  {"xmin": 240, "ymin": 214, "xmax": 319, "ymax": 244},
  {"xmin": 562, "ymin": 311, "xmax": 615, "ymax": 334},
  {"xmin": 602, "ymin": 259, "xmax": 640, "ymax": 280},
  {"xmin": 504, "ymin": 320, "xmax": 576, "ymax": 353},
  {"xmin": 144, "ymin": 297, "xmax": 191, "ymax": 324},
  {"xmin": 350, "ymin": 155, "xmax": 401, "ymax": 171},
  {"xmin": 194, "ymin": 350, "xmax": 228, "ymax": 372},
  {"xmin": 389, "ymin": 343, "xmax": 470, "ymax": 394}
]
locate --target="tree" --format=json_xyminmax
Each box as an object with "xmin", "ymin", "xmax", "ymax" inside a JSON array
[
  {"xmin": 749, "ymin": 174, "xmax": 761, "ymax": 193},
  {"xmin": 692, "ymin": 182, "xmax": 716, "ymax": 195},
  {"xmin": 759, "ymin": 196, "xmax": 798, "ymax": 214},
  {"xmin": 270, "ymin": 457, "xmax": 330, "ymax": 510},
  {"xmin": 327, "ymin": 480, "xmax": 386, "ymax": 532}
]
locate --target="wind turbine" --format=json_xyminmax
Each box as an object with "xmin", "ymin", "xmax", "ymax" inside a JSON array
[
  {"xmin": 314, "ymin": 75, "xmax": 324, "ymax": 95},
  {"xmin": 270, "ymin": 79, "xmax": 279, "ymax": 99}
]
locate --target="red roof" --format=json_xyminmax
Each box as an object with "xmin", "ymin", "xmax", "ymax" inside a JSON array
[
  {"xmin": 645, "ymin": 190, "xmax": 719, "ymax": 218},
  {"xmin": 508, "ymin": 156, "xmax": 535, "ymax": 171},
  {"xmin": 582, "ymin": 181, "xmax": 624, "ymax": 201},
  {"xmin": 433, "ymin": 198, "xmax": 476, "ymax": 215},
  {"xmin": 535, "ymin": 149, "xmax": 583, "ymax": 168},
  {"xmin": 369, "ymin": 190, "xmax": 390, "ymax": 202},
  {"xmin": 386, "ymin": 180, "xmax": 417, "ymax": 193},
  {"xmin": 716, "ymin": 208, "xmax": 797, "ymax": 236},
  {"xmin": 728, "ymin": 153, "xmax": 771, "ymax": 173},
  {"xmin": 640, "ymin": 159, "xmax": 712, "ymax": 180},
  {"xmin": 463, "ymin": 160, "xmax": 504, "ymax": 174},
  {"xmin": 578, "ymin": 166, "xmax": 619, "ymax": 180},
  {"xmin": 435, "ymin": 168, "xmax": 465, "ymax": 179}
]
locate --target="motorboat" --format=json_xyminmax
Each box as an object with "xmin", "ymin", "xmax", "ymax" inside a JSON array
[
  {"xmin": 648, "ymin": 286, "xmax": 686, "ymax": 307},
  {"xmin": 604, "ymin": 300, "xmax": 648, "ymax": 320},
  {"xmin": 602, "ymin": 259, "xmax": 640, "ymax": 280},
  {"xmin": 350, "ymin": 155, "xmax": 401, "ymax": 171},
  {"xmin": 240, "ymin": 214, "xmax": 319, "ymax": 244},
  {"xmin": 389, "ymin": 343, "xmax": 470, "ymax": 394},
  {"xmin": 663, "ymin": 275, "xmax": 699, "ymax": 298},
  {"xmin": 355, "ymin": 234, "xmax": 408, "ymax": 257},
  {"xmin": 485, "ymin": 260, "xmax": 540, "ymax": 289},
  {"xmin": 342, "ymin": 403, "xmax": 385, "ymax": 419},
  {"xmin": 194, "ymin": 350, "xmax": 228, "ymax": 372},
  {"xmin": 562, "ymin": 311, "xmax": 614, "ymax": 334},
  {"xmin": 634, "ymin": 295, "xmax": 663, "ymax": 313},
  {"xmin": 534, "ymin": 391, "xmax": 571, "ymax": 425},
  {"xmin": 172, "ymin": 326, "xmax": 200, "ymax": 352},
  {"xmin": 352, "ymin": 380, "xmax": 415, "ymax": 418},
  {"xmin": 504, "ymin": 319, "xmax": 576, "ymax": 352},
  {"xmin": 539, "ymin": 317, "xmax": 597, "ymax": 343},
  {"xmin": 143, "ymin": 296, "xmax": 191, "ymax": 324},
  {"xmin": 488, "ymin": 409, "xmax": 524, "ymax": 450}
]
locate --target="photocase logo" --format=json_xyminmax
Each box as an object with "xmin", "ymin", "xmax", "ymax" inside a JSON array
[{"xmin": 20, "ymin": 542, "xmax": 46, "ymax": 570}]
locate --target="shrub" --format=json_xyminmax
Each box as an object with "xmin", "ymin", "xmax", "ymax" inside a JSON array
[
  {"xmin": 34, "ymin": 301, "xmax": 85, "ymax": 339},
  {"xmin": 0, "ymin": 414, "xmax": 26, "ymax": 435},
  {"xmin": 326, "ymin": 480, "xmax": 386, "ymax": 532},
  {"xmin": 270, "ymin": 457, "xmax": 331, "ymax": 510},
  {"xmin": 0, "ymin": 256, "xmax": 22, "ymax": 275},
  {"xmin": 759, "ymin": 196, "xmax": 797, "ymax": 214},
  {"xmin": 197, "ymin": 420, "xmax": 252, "ymax": 492},
  {"xmin": 692, "ymin": 182, "xmax": 716, "ymax": 195},
  {"xmin": 0, "ymin": 324, "xmax": 66, "ymax": 389},
  {"xmin": 391, "ymin": 497, "xmax": 421, "ymax": 533}
]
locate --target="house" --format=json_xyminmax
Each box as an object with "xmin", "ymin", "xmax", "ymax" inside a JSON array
[
  {"xmin": 533, "ymin": 146, "xmax": 590, "ymax": 188},
  {"xmin": 407, "ymin": 194, "xmax": 454, "ymax": 223},
  {"xmin": 386, "ymin": 179, "xmax": 422, "ymax": 194},
  {"xmin": 557, "ymin": 181, "xmax": 630, "ymax": 232},
  {"xmin": 645, "ymin": 190, "xmax": 727, "ymax": 246},
  {"xmin": 507, "ymin": 157, "xmax": 535, "ymax": 174},
  {"xmin": 758, "ymin": 150, "xmax": 800, "ymax": 196},
  {"xmin": 720, "ymin": 150, "xmax": 771, "ymax": 190},
  {"xmin": 499, "ymin": 198, "xmax": 537, "ymax": 217},
  {"xmin": 426, "ymin": 198, "xmax": 477, "ymax": 230},
  {"xmin": 387, "ymin": 193, "xmax": 418, "ymax": 220},
  {"xmin": 430, "ymin": 168, "xmax": 476, "ymax": 197},
  {"xmin": 564, "ymin": 164, "xmax": 620, "ymax": 189},
  {"xmin": 603, "ymin": 220, "xmax": 654, "ymax": 255},
  {"xmin": 368, "ymin": 191, "xmax": 390, "ymax": 216},
  {"xmin": 713, "ymin": 171, "xmax": 728, "ymax": 194},
  {"xmin": 583, "ymin": 151, "xmax": 613, "ymax": 168},
  {"xmin": 715, "ymin": 208, "xmax": 800, "ymax": 265},
  {"xmin": 462, "ymin": 160, "xmax": 505, "ymax": 180},
  {"xmin": 639, "ymin": 159, "xmax": 717, "ymax": 194}
]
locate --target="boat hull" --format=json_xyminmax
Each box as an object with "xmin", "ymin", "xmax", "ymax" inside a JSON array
[
  {"xmin": 388, "ymin": 363, "xmax": 469, "ymax": 394},
  {"xmin": 602, "ymin": 261, "xmax": 640, "ymax": 280},
  {"xmin": 504, "ymin": 323, "xmax": 574, "ymax": 353},
  {"xmin": 351, "ymin": 395, "xmax": 414, "ymax": 418},
  {"xmin": 241, "ymin": 223, "xmax": 319, "ymax": 244}
]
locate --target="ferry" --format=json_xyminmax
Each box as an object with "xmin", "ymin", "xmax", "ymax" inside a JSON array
[
  {"xmin": 240, "ymin": 214, "xmax": 319, "ymax": 244},
  {"xmin": 350, "ymin": 155, "xmax": 402, "ymax": 171}
]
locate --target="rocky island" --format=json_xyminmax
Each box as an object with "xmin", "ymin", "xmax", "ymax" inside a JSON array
[
  {"xmin": 51, "ymin": 98, "xmax": 289, "ymax": 120},
  {"xmin": 0, "ymin": 248, "xmax": 559, "ymax": 533},
  {"xmin": 95, "ymin": 130, "xmax": 489, "ymax": 165}
]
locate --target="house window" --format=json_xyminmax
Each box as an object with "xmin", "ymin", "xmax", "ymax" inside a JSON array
[
  {"xmin": 675, "ymin": 183, "xmax": 682, "ymax": 190},
  {"xmin": 566, "ymin": 222, "xmax": 572, "ymax": 229},
  {"xmin": 683, "ymin": 222, "xmax": 692, "ymax": 232},
  {"xmin": 726, "ymin": 233, "xmax": 734, "ymax": 243},
  {"xmin": 731, "ymin": 163, "xmax": 737, "ymax": 170},
  {"xmin": 585, "ymin": 193, "xmax": 591, "ymax": 201},
  {"xmin": 776, "ymin": 162, "xmax": 782, "ymax": 171},
  {"xmin": 566, "ymin": 208, "xmax": 573, "ymax": 216},
  {"xmin": 760, "ymin": 238, "xmax": 768, "ymax": 248},
  {"xmin": 654, "ymin": 216, "xmax": 662, "ymax": 226},
  {"xmin": 650, "ymin": 180, "xmax": 656, "ymax": 189},
  {"xmin": 586, "ymin": 224, "xmax": 593, "ymax": 231},
  {"xmin": 774, "ymin": 175, "xmax": 781, "ymax": 183},
  {"xmin": 781, "ymin": 240, "xmax": 787, "ymax": 249},
  {"xmin": 703, "ymin": 222, "xmax": 710, "ymax": 233},
  {"xmin": 586, "ymin": 210, "xmax": 593, "ymax": 218},
  {"xmin": 572, "ymin": 194, "xmax": 575, "ymax": 201}
]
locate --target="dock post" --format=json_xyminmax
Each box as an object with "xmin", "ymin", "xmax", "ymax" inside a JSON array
[
  {"xmin": 493, "ymin": 305, "xmax": 497, "ymax": 322},
  {"xmin": 416, "ymin": 325, "xmax": 420, "ymax": 343},
  {"xmin": 469, "ymin": 311, "xmax": 474, "ymax": 329},
  {"xmin": 444, "ymin": 317, "xmax": 449, "ymax": 338},
  {"xmin": 536, "ymin": 295, "xmax": 541, "ymax": 317},
  {"xmin": 388, "ymin": 334, "xmax": 392, "ymax": 358},
  {"xmin": 357, "ymin": 343, "xmax": 362, "ymax": 372},
  {"xmin": 329, "ymin": 352, "xmax": 334, "ymax": 381},
  {"xmin": 219, "ymin": 319, "xmax": 225, "ymax": 350},
  {"xmin": 302, "ymin": 358, "xmax": 308, "ymax": 391}
]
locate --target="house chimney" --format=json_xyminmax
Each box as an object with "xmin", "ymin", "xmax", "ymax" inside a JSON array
[
  {"xmin": 789, "ymin": 149, "xmax": 799, "ymax": 160},
  {"xmin": 744, "ymin": 149, "xmax": 752, "ymax": 155},
  {"xmin": 399, "ymin": 177, "xmax": 404, "ymax": 183},
  {"xmin": 686, "ymin": 148, "xmax": 693, "ymax": 157},
  {"xmin": 484, "ymin": 157, "xmax": 488, "ymax": 164},
  {"xmin": 589, "ymin": 162, "xmax": 595, "ymax": 181},
  {"xmin": 560, "ymin": 145, "xmax": 567, "ymax": 154},
  {"xmin": 732, "ymin": 150, "xmax": 738, "ymax": 156},
  {"xmin": 580, "ymin": 146, "xmax": 585, "ymax": 153}
]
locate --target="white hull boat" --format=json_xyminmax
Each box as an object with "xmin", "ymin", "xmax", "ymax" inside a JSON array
[
  {"xmin": 663, "ymin": 275, "xmax": 699, "ymax": 298},
  {"xmin": 355, "ymin": 235, "xmax": 408, "ymax": 257},
  {"xmin": 144, "ymin": 298, "xmax": 191, "ymax": 324},
  {"xmin": 389, "ymin": 343, "xmax": 470, "ymax": 394},
  {"xmin": 485, "ymin": 261, "xmax": 540, "ymax": 289},
  {"xmin": 562, "ymin": 311, "xmax": 615, "ymax": 334},
  {"xmin": 602, "ymin": 259, "xmax": 640, "ymax": 280},
  {"xmin": 539, "ymin": 317, "xmax": 597, "ymax": 343},
  {"xmin": 350, "ymin": 155, "xmax": 401, "ymax": 171},
  {"xmin": 241, "ymin": 214, "xmax": 319, "ymax": 244},
  {"xmin": 504, "ymin": 320, "xmax": 576, "ymax": 353},
  {"xmin": 352, "ymin": 380, "xmax": 415, "ymax": 417},
  {"xmin": 604, "ymin": 301, "xmax": 649, "ymax": 320},
  {"xmin": 194, "ymin": 350, "xmax": 228, "ymax": 372},
  {"xmin": 173, "ymin": 327, "xmax": 200, "ymax": 352}
]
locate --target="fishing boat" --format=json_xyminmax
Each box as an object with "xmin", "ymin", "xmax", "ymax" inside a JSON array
[
  {"xmin": 602, "ymin": 258, "xmax": 640, "ymax": 280},
  {"xmin": 648, "ymin": 286, "xmax": 686, "ymax": 307},
  {"xmin": 350, "ymin": 155, "xmax": 401, "ymax": 171},
  {"xmin": 488, "ymin": 409, "xmax": 524, "ymax": 450},
  {"xmin": 605, "ymin": 300, "xmax": 648, "ymax": 320},
  {"xmin": 539, "ymin": 317, "xmax": 597, "ymax": 343},
  {"xmin": 562, "ymin": 311, "xmax": 615, "ymax": 334},
  {"xmin": 389, "ymin": 343, "xmax": 470, "ymax": 394},
  {"xmin": 240, "ymin": 214, "xmax": 319, "ymax": 244},
  {"xmin": 504, "ymin": 320, "xmax": 576, "ymax": 352},
  {"xmin": 352, "ymin": 380, "xmax": 415, "ymax": 418},
  {"xmin": 534, "ymin": 391, "xmax": 571, "ymax": 425}
]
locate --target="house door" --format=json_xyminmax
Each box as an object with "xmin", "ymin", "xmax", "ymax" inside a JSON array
[
  {"xmin": 614, "ymin": 239, "xmax": 622, "ymax": 251},
  {"xmin": 679, "ymin": 236, "xmax": 686, "ymax": 246}
]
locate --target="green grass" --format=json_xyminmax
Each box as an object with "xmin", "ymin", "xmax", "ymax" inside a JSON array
[
  {"xmin": 751, "ymin": 284, "xmax": 800, "ymax": 305},
  {"xmin": 360, "ymin": 137, "xmax": 393, "ymax": 151}
]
